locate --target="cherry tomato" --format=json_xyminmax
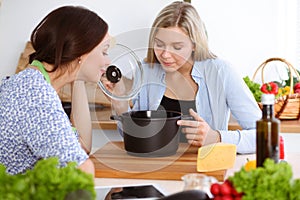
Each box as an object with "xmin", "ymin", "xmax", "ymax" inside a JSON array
[
  {"xmin": 210, "ymin": 183, "xmax": 221, "ymax": 196},
  {"xmin": 219, "ymin": 182, "xmax": 232, "ymax": 196}
]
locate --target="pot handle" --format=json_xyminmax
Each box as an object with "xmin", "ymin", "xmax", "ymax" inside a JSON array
[
  {"xmin": 181, "ymin": 115, "xmax": 194, "ymax": 120},
  {"xmin": 110, "ymin": 115, "xmax": 123, "ymax": 122}
]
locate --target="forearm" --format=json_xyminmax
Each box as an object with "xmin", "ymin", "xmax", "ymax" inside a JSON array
[
  {"xmin": 78, "ymin": 158, "xmax": 95, "ymax": 176},
  {"xmin": 70, "ymin": 81, "xmax": 92, "ymax": 154},
  {"xmin": 219, "ymin": 129, "xmax": 256, "ymax": 154},
  {"xmin": 111, "ymin": 99, "xmax": 130, "ymax": 115},
  {"xmin": 204, "ymin": 129, "xmax": 221, "ymax": 145}
]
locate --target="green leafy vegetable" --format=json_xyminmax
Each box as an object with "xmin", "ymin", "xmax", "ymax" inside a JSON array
[
  {"xmin": 243, "ymin": 76, "xmax": 263, "ymax": 102},
  {"xmin": 229, "ymin": 159, "xmax": 300, "ymax": 200},
  {"xmin": 283, "ymin": 68, "xmax": 300, "ymax": 87},
  {"xmin": 290, "ymin": 179, "xmax": 300, "ymax": 200},
  {"xmin": 0, "ymin": 157, "xmax": 96, "ymax": 200}
]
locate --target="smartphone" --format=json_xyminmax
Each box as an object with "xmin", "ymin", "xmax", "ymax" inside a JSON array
[{"xmin": 95, "ymin": 184, "xmax": 165, "ymax": 200}]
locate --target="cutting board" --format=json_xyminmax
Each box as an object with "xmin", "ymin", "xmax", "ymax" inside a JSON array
[{"xmin": 90, "ymin": 142, "xmax": 226, "ymax": 181}]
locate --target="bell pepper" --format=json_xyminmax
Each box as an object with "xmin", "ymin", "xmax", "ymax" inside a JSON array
[
  {"xmin": 294, "ymin": 82, "xmax": 300, "ymax": 89},
  {"xmin": 294, "ymin": 82, "xmax": 300, "ymax": 94},
  {"xmin": 260, "ymin": 82, "xmax": 279, "ymax": 95}
]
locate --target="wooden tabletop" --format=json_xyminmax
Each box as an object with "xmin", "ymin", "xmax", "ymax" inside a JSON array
[
  {"xmin": 90, "ymin": 141, "xmax": 226, "ymax": 181},
  {"xmin": 90, "ymin": 107, "xmax": 300, "ymax": 133}
]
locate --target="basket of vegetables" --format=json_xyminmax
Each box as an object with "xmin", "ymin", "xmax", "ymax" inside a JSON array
[{"xmin": 244, "ymin": 57, "xmax": 300, "ymax": 120}]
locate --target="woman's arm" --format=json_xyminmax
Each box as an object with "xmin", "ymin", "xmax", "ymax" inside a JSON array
[
  {"xmin": 111, "ymin": 99, "xmax": 130, "ymax": 115},
  {"xmin": 70, "ymin": 81, "xmax": 92, "ymax": 154},
  {"xmin": 221, "ymin": 62, "xmax": 261, "ymax": 154},
  {"xmin": 78, "ymin": 158, "xmax": 95, "ymax": 176}
]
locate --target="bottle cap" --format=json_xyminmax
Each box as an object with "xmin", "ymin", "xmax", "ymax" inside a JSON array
[{"xmin": 261, "ymin": 94, "xmax": 275, "ymax": 105}]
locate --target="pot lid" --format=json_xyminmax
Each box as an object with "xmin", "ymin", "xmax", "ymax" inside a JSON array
[{"xmin": 98, "ymin": 43, "xmax": 143, "ymax": 100}]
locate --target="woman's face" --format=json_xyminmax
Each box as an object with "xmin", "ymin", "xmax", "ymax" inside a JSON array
[
  {"xmin": 77, "ymin": 33, "xmax": 111, "ymax": 82},
  {"xmin": 153, "ymin": 27, "xmax": 194, "ymax": 73}
]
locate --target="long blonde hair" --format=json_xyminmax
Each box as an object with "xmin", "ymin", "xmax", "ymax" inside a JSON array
[{"xmin": 145, "ymin": 1, "xmax": 216, "ymax": 65}]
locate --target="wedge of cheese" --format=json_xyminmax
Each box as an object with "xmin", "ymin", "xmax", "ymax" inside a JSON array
[{"xmin": 197, "ymin": 143, "xmax": 237, "ymax": 172}]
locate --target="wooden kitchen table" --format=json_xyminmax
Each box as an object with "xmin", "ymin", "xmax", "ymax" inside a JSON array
[{"xmin": 90, "ymin": 141, "xmax": 227, "ymax": 182}]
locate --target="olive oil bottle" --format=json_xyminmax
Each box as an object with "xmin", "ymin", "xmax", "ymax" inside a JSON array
[{"xmin": 256, "ymin": 94, "xmax": 280, "ymax": 167}]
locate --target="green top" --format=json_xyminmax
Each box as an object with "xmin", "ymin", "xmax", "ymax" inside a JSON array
[
  {"xmin": 31, "ymin": 60, "xmax": 77, "ymax": 132},
  {"xmin": 31, "ymin": 60, "xmax": 51, "ymax": 84}
]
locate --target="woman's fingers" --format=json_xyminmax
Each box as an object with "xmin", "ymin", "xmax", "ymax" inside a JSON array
[
  {"xmin": 177, "ymin": 108, "xmax": 204, "ymax": 126},
  {"xmin": 177, "ymin": 108, "xmax": 211, "ymax": 147},
  {"xmin": 189, "ymin": 108, "xmax": 205, "ymax": 122}
]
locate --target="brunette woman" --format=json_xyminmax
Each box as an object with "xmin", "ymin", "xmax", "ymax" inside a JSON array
[{"xmin": 0, "ymin": 6, "xmax": 110, "ymax": 175}]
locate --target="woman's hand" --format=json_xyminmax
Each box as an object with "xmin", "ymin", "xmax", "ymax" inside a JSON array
[
  {"xmin": 100, "ymin": 72, "xmax": 127, "ymax": 98},
  {"xmin": 177, "ymin": 109, "xmax": 221, "ymax": 147}
]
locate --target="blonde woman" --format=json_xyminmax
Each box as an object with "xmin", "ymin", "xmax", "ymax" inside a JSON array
[{"xmin": 128, "ymin": 1, "xmax": 261, "ymax": 154}]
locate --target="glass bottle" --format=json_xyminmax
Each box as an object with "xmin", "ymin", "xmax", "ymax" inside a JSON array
[
  {"xmin": 181, "ymin": 173, "xmax": 217, "ymax": 198},
  {"xmin": 256, "ymin": 94, "xmax": 280, "ymax": 167}
]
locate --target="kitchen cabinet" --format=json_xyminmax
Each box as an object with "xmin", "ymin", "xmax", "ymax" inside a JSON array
[{"xmin": 228, "ymin": 117, "xmax": 300, "ymax": 133}]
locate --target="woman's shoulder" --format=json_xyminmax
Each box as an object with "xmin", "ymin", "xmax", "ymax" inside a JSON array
[
  {"xmin": 141, "ymin": 61, "xmax": 164, "ymax": 71},
  {"xmin": 141, "ymin": 61, "xmax": 165, "ymax": 81},
  {"xmin": 12, "ymin": 68, "xmax": 45, "ymax": 85},
  {"xmin": 196, "ymin": 58, "xmax": 233, "ymax": 69},
  {"xmin": 7, "ymin": 68, "xmax": 57, "ymax": 100},
  {"xmin": 194, "ymin": 58, "xmax": 236, "ymax": 76}
]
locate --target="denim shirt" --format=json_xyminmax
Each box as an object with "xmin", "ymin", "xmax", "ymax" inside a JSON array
[{"xmin": 131, "ymin": 58, "xmax": 261, "ymax": 154}]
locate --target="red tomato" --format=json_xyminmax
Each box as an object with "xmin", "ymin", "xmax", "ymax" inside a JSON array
[
  {"xmin": 210, "ymin": 183, "xmax": 221, "ymax": 196},
  {"xmin": 233, "ymin": 197, "xmax": 242, "ymax": 200},
  {"xmin": 213, "ymin": 196, "xmax": 223, "ymax": 200},
  {"xmin": 224, "ymin": 179, "xmax": 233, "ymax": 186},
  {"xmin": 220, "ymin": 182, "xmax": 232, "ymax": 196},
  {"xmin": 231, "ymin": 187, "xmax": 240, "ymax": 197},
  {"xmin": 221, "ymin": 195, "xmax": 234, "ymax": 200}
]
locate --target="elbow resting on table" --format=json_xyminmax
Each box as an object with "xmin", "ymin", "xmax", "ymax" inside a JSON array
[{"xmin": 78, "ymin": 158, "xmax": 95, "ymax": 177}]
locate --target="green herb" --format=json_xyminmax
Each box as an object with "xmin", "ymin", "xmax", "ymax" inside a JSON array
[
  {"xmin": 229, "ymin": 159, "xmax": 300, "ymax": 200},
  {"xmin": 0, "ymin": 157, "xmax": 96, "ymax": 200},
  {"xmin": 283, "ymin": 69, "xmax": 300, "ymax": 87},
  {"xmin": 290, "ymin": 179, "xmax": 300, "ymax": 200},
  {"xmin": 243, "ymin": 76, "xmax": 263, "ymax": 102}
]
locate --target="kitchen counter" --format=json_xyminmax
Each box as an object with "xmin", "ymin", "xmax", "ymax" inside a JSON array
[
  {"xmin": 91, "ymin": 129, "xmax": 300, "ymax": 198},
  {"xmin": 93, "ymin": 152, "xmax": 300, "ymax": 196},
  {"xmin": 93, "ymin": 145, "xmax": 300, "ymax": 196},
  {"xmin": 90, "ymin": 107, "xmax": 300, "ymax": 133}
]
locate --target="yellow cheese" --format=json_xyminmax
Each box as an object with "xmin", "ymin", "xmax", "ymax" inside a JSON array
[{"xmin": 197, "ymin": 143, "xmax": 237, "ymax": 172}]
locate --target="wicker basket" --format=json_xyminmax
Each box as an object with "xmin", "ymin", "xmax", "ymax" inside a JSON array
[{"xmin": 252, "ymin": 57, "xmax": 300, "ymax": 120}]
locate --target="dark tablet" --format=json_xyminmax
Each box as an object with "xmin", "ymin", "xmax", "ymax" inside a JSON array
[{"xmin": 95, "ymin": 184, "xmax": 165, "ymax": 200}]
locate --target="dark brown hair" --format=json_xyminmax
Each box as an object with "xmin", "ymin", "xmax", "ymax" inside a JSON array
[{"xmin": 29, "ymin": 6, "xmax": 108, "ymax": 73}]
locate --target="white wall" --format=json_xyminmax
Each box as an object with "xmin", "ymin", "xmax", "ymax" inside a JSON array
[
  {"xmin": 0, "ymin": 0, "xmax": 174, "ymax": 80},
  {"xmin": 0, "ymin": 0, "xmax": 297, "ymax": 81},
  {"xmin": 194, "ymin": 0, "xmax": 299, "ymax": 79}
]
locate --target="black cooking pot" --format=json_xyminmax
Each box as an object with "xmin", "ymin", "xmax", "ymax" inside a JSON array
[{"xmin": 111, "ymin": 110, "xmax": 182, "ymax": 157}]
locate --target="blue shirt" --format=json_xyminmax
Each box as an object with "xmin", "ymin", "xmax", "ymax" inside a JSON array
[
  {"xmin": 131, "ymin": 58, "xmax": 261, "ymax": 154},
  {"xmin": 0, "ymin": 68, "xmax": 88, "ymax": 174}
]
